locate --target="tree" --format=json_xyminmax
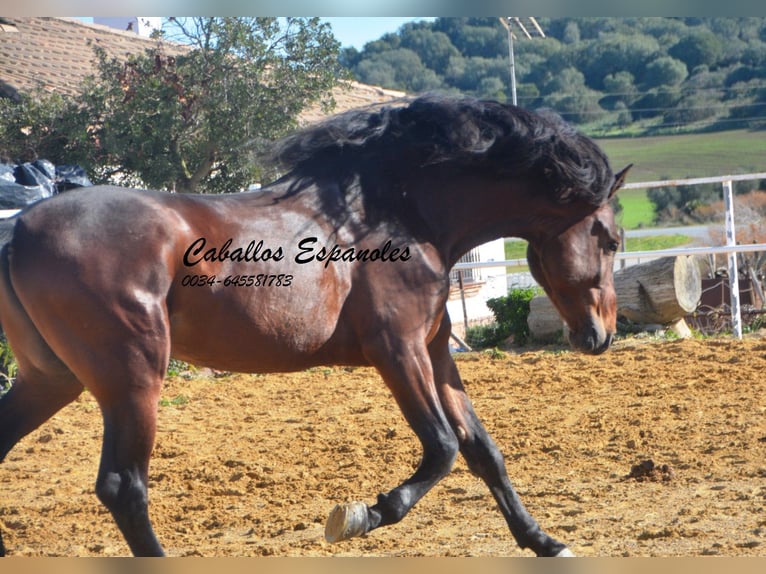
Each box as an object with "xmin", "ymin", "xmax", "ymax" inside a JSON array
[
  {"xmin": 669, "ymin": 31, "xmax": 723, "ymax": 70},
  {"xmin": 601, "ymin": 71, "xmax": 638, "ymax": 110},
  {"xmin": 577, "ymin": 33, "xmax": 660, "ymax": 89},
  {"xmin": 0, "ymin": 88, "xmax": 89, "ymax": 165},
  {"xmin": 354, "ymin": 49, "xmax": 443, "ymax": 92},
  {"xmin": 642, "ymin": 56, "xmax": 688, "ymax": 88},
  {"xmin": 540, "ymin": 67, "xmax": 605, "ymax": 123},
  {"xmin": 399, "ymin": 27, "xmax": 459, "ymax": 75},
  {"xmin": 82, "ymin": 17, "xmax": 344, "ymax": 193},
  {"xmin": 562, "ymin": 21, "xmax": 581, "ymax": 44}
]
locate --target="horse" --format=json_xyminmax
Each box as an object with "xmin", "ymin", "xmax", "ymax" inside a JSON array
[{"xmin": 0, "ymin": 94, "xmax": 630, "ymax": 557}]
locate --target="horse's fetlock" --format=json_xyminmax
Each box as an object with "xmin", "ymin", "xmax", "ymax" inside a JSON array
[{"xmin": 374, "ymin": 490, "xmax": 411, "ymax": 524}]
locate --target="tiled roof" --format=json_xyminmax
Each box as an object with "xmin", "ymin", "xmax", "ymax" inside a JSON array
[
  {"xmin": 0, "ymin": 17, "xmax": 405, "ymax": 121},
  {"xmin": 0, "ymin": 17, "xmax": 186, "ymax": 100}
]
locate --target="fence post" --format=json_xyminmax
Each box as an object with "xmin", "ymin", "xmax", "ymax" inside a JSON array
[{"xmin": 722, "ymin": 179, "xmax": 742, "ymax": 339}]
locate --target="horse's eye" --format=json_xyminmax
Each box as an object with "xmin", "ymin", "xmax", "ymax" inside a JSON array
[{"xmin": 607, "ymin": 240, "xmax": 619, "ymax": 253}]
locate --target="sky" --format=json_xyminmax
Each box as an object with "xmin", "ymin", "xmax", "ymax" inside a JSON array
[
  {"xmin": 77, "ymin": 17, "xmax": 433, "ymax": 50},
  {"xmin": 322, "ymin": 17, "xmax": 434, "ymax": 49}
]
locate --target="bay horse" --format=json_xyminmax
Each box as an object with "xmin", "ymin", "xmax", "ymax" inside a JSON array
[{"xmin": 0, "ymin": 94, "xmax": 630, "ymax": 557}]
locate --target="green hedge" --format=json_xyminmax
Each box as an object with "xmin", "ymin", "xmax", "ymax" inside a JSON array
[{"xmin": 465, "ymin": 286, "xmax": 541, "ymax": 349}]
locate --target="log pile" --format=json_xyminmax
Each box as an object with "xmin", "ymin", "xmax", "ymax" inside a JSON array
[{"xmin": 527, "ymin": 256, "xmax": 702, "ymax": 340}]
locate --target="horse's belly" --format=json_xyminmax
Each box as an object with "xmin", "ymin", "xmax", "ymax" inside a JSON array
[{"xmin": 167, "ymin": 267, "xmax": 352, "ymax": 373}]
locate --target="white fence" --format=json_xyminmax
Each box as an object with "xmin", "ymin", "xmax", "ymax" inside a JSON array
[{"xmin": 454, "ymin": 172, "xmax": 766, "ymax": 339}]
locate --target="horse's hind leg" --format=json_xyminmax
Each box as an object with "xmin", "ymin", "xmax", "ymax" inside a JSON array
[
  {"xmin": 63, "ymin": 324, "xmax": 168, "ymax": 556},
  {"xmin": 0, "ymin": 286, "xmax": 84, "ymax": 555},
  {"xmin": 325, "ymin": 334, "xmax": 460, "ymax": 542},
  {"xmin": 429, "ymin": 320, "xmax": 572, "ymax": 557},
  {"xmin": 93, "ymin": 383, "xmax": 165, "ymax": 557},
  {"xmin": 0, "ymin": 368, "xmax": 84, "ymax": 556}
]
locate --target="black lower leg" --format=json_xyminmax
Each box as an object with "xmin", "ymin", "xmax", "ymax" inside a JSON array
[
  {"xmin": 367, "ymin": 432, "xmax": 459, "ymax": 531},
  {"xmin": 96, "ymin": 468, "xmax": 164, "ymax": 557},
  {"xmin": 460, "ymin": 418, "xmax": 569, "ymax": 556}
]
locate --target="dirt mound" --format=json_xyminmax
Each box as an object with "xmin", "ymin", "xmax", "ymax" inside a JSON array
[
  {"xmin": 1, "ymin": 335, "xmax": 765, "ymax": 557},
  {"xmin": 626, "ymin": 460, "xmax": 675, "ymax": 483}
]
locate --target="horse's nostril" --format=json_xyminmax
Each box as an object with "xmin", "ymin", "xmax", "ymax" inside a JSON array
[{"xmin": 568, "ymin": 324, "xmax": 612, "ymax": 355}]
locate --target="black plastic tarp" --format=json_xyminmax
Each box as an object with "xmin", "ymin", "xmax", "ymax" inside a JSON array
[{"xmin": 0, "ymin": 160, "xmax": 92, "ymax": 209}]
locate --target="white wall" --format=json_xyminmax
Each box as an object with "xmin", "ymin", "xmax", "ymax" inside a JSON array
[{"xmin": 93, "ymin": 17, "xmax": 162, "ymax": 37}]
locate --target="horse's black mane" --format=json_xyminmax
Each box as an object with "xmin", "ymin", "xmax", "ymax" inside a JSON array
[{"xmin": 271, "ymin": 93, "xmax": 614, "ymax": 208}]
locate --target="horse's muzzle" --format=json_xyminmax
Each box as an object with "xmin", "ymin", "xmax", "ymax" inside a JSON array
[{"xmin": 568, "ymin": 327, "xmax": 613, "ymax": 355}]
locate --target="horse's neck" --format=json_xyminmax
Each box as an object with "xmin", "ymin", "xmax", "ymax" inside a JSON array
[{"xmin": 409, "ymin": 175, "xmax": 557, "ymax": 268}]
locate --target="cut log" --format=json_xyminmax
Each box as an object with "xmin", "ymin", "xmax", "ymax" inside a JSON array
[
  {"xmin": 614, "ymin": 256, "xmax": 701, "ymax": 325},
  {"xmin": 526, "ymin": 256, "xmax": 702, "ymax": 341},
  {"xmin": 527, "ymin": 295, "xmax": 565, "ymax": 340}
]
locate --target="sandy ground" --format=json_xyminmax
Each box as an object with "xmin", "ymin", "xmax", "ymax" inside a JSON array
[{"xmin": 0, "ymin": 334, "xmax": 764, "ymax": 557}]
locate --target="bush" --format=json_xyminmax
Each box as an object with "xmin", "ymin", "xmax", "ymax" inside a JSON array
[
  {"xmin": 0, "ymin": 336, "xmax": 16, "ymax": 394},
  {"xmin": 465, "ymin": 286, "xmax": 541, "ymax": 349},
  {"xmin": 465, "ymin": 323, "xmax": 507, "ymax": 350}
]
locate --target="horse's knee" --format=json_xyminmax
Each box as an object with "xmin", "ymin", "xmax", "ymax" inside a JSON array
[
  {"xmin": 95, "ymin": 469, "xmax": 149, "ymax": 516},
  {"xmin": 425, "ymin": 428, "xmax": 460, "ymax": 475},
  {"xmin": 460, "ymin": 428, "xmax": 507, "ymax": 480}
]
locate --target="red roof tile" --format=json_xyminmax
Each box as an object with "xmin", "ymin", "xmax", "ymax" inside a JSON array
[
  {"xmin": 0, "ymin": 17, "xmax": 405, "ymax": 121},
  {"xmin": 0, "ymin": 17, "xmax": 186, "ymax": 100}
]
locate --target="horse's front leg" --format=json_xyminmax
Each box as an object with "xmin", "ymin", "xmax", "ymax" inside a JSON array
[
  {"xmin": 429, "ymin": 321, "xmax": 573, "ymax": 557},
  {"xmin": 324, "ymin": 334, "xmax": 459, "ymax": 543}
]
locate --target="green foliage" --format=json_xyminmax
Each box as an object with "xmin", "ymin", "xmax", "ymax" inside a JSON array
[
  {"xmin": 0, "ymin": 337, "xmax": 17, "ymax": 394},
  {"xmin": 0, "ymin": 17, "xmax": 345, "ymax": 194},
  {"xmin": 0, "ymin": 89, "xmax": 90, "ymax": 165},
  {"xmin": 342, "ymin": 17, "xmax": 766, "ymax": 134},
  {"xmin": 669, "ymin": 31, "xmax": 724, "ymax": 70},
  {"xmin": 464, "ymin": 323, "xmax": 507, "ymax": 350},
  {"xmin": 355, "ymin": 49, "xmax": 443, "ymax": 92},
  {"xmin": 642, "ymin": 56, "xmax": 688, "ymax": 88},
  {"xmin": 465, "ymin": 286, "xmax": 541, "ymax": 349},
  {"xmin": 648, "ymin": 180, "xmax": 720, "ymax": 222}
]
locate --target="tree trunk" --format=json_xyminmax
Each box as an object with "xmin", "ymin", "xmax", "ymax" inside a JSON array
[
  {"xmin": 527, "ymin": 295, "xmax": 565, "ymax": 340},
  {"xmin": 614, "ymin": 256, "xmax": 701, "ymax": 325},
  {"xmin": 527, "ymin": 256, "xmax": 702, "ymax": 340}
]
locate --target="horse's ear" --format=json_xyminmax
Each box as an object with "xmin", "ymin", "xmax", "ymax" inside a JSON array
[{"xmin": 609, "ymin": 164, "xmax": 632, "ymax": 199}]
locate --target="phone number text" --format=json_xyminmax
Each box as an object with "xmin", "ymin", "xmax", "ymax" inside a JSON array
[{"xmin": 181, "ymin": 274, "xmax": 293, "ymax": 287}]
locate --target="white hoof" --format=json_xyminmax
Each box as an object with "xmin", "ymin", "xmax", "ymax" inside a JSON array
[
  {"xmin": 555, "ymin": 547, "xmax": 576, "ymax": 557},
  {"xmin": 324, "ymin": 501, "xmax": 370, "ymax": 543}
]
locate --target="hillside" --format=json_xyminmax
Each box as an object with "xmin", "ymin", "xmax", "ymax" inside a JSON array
[
  {"xmin": 340, "ymin": 17, "xmax": 766, "ymax": 136},
  {"xmin": 596, "ymin": 129, "xmax": 766, "ymax": 182}
]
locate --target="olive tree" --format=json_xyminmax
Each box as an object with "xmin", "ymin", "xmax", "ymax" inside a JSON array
[{"xmin": 82, "ymin": 17, "xmax": 344, "ymax": 193}]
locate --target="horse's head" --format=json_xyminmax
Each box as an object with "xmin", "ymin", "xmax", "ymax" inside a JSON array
[{"xmin": 526, "ymin": 165, "xmax": 631, "ymax": 355}]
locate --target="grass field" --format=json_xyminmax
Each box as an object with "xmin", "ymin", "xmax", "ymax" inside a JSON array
[
  {"xmin": 596, "ymin": 129, "xmax": 766, "ymax": 183},
  {"xmin": 616, "ymin": 187, "xmax": 655, "ymax": 229},
  {"xmin": 595, "ymin": 129, "xmax": 766, "ymax": 229}
]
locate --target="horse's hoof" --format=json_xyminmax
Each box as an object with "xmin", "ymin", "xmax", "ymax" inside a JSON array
[
  {"xmin": 555, "ymin": 547, "xmax": 575, "ymax": 557},
  {"xmin": 324, "ymin": 501, "xmax": 369, "ymax": 543}
]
